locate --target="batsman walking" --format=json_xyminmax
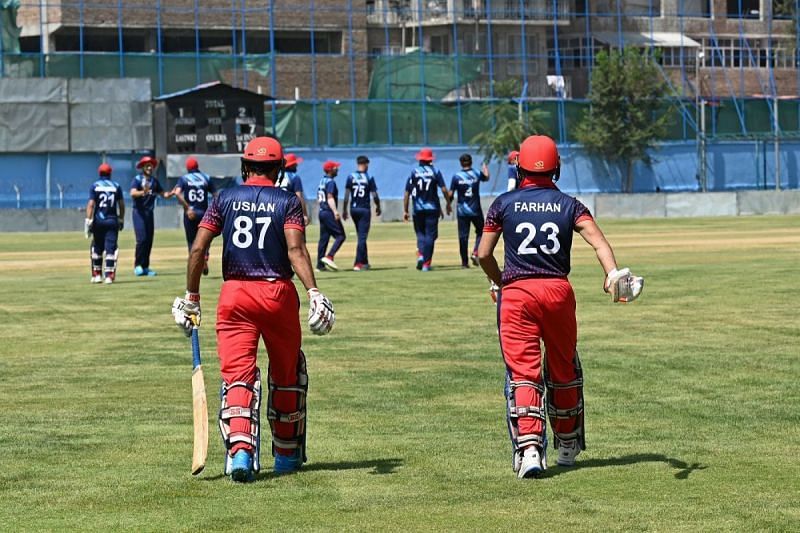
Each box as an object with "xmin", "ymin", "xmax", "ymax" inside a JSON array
[
  {"xmin": 172, "ymin": 136, "xmax": 335, "ymax": 483},
  {"xmin": 477, "ymin": 135, "xmax": 643, "ymax": 479}
]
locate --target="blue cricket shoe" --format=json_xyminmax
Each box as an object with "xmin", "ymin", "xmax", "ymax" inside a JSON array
[
  {"xmin": 230, "ymin": 450, "xmax": 255, "ymax": 482},
  {"xmin": 274, "ymin": 451, "xmax": 302, "ymax": 474}
]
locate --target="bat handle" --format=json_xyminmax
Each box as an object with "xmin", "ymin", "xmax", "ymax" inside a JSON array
[{"xmin": 191, "ymin": 328, "xmax": 202, "ymax": 369}]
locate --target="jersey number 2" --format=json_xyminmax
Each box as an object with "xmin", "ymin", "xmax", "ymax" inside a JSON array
[
  {"xmin": 515, "ymin": 222, "xmax": 561, "ymax": 255},
  {"xmin": 233, "ymin": 216, "xmax": 272, "ymax": 249}
]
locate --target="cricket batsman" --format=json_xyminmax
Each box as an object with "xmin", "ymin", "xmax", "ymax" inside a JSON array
[
  {"xmin": 85, "ymin": 163, "xmax": 125, "ymax": 284},
  {"xmin": 172, "ymin": 136, "xmax": 335, "ymax": 482},
  {"xmin": 477, "ymin": 135, "xmax": 643, "ymax": 479},
  {"xmin": 174, "ymin": 157, "xmax": 217, "ymax": 275}
]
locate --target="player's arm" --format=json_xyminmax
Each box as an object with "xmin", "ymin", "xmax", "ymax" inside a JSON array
[
  {"xmin": 342, "ymin": 186, "xmax": 351, "ymax": 221},
  {"xmin": 477, "ymin": 230, "xmax": 502, "ymax": 286},
  {"xmin": 287, "ymin": 228, "xmax": 317, "ymax": 291},
  {"xmin": 174, "ymin": 186, "xmax": 190, "ymax": 210},
  {"xmin": 186, "ymin": 227, "xmax": 215, "ymax": 293},
  {"xmin": 402, "ymin": 190, "xmax": 410, "ymax": 221},
  {"xmin": 85, "ymin": 198, "xmax": 95, "ymax": 220},
  {"xmin": 372, "ymin": 191, "xmax": 382, "ymax": 216},
  {"xmin": 326, "ymin": 193, "xmax": 340, "ymax": 220},
  {"xmin": 441, "ymin": 184, "xmax": 452, "ymax": 216},
  {"xmin": 480, "ymin": 162, "xmax": 490, "ymax": 181},
  {"xmin": 130, "ymin": 187, "xmax": 146, "ymax": 198},
  {"xmin": 117, "ymin": 195, "xmax": 125, "ymax": 226},
  {"xmin": 576, "ymin": 217, "xmax": 617, "ymax": 277},
  {"xmin": 295, "ymin": 192, "xmax": 309, "ymax": 225}
]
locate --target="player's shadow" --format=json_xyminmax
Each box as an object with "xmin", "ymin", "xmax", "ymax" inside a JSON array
[
  {"xmin": 199, "ymin": 457, "xmax": 403, "ymax": 482},
  {"xmin": 539, "ymin": 454, "xmax": 706, "ymax": 480}
]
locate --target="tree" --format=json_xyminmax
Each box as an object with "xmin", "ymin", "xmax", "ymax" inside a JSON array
[
  {"xmin": 575, "ymin": 48, "xmax": 671, "ymax": 193},
  {"xmin": 471, "ymin": 79, "xmax": 550, "ymax": 169}
]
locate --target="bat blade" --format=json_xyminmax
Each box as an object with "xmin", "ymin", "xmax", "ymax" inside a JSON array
[{"xmin": 191, "ymin": 365, "xmax": 209, "ymax": 475}]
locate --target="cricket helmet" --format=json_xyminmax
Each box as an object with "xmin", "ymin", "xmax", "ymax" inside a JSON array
[
  {"xmin": 136, "ymin": 156, "xmax": 158, "ymax": 169},
  {"xmin": 241, "ymin": 136, "xmax": 283, "ymax": 163},
  {"xmin": 507, "ymin": 150, "xmax": 520, "ymax": 164},
  {"xmin": 518, "ymin": 136, "xmax": 559, "ymax": 174},
  {"xmin": 98, "ymin": 163, "xmax": 112, "ymax": 176},
  {"xmin": 415, "ymin": 147, "xmax": 435, "ymax": 161},
  {"xmin": 185, "ymin": 157, "xmax": 199, "ymax": 171},
  {"xmin": 323, "ymin": 160, "xmax": 341, "ymax": 173},
  {"xmin": 284, "ymin": 153, "xmax": 303, "ymax": 168}
]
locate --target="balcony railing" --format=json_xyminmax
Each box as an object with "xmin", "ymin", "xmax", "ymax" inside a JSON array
[{"xmin": 367, "ymin": 0, "xmax": 571, "ymax": 25}]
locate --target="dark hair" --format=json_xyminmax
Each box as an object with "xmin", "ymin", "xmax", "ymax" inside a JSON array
[
  {"xmin": 459, "ymin": 153, "xmax": 472, "ymax": 166},
  {"xmin": 357, "ymin": 155, "xmax": 369, "ymax": 165},
  {"xmin": 242, "ymin": 159, "xmax": 282, "ymax": 181}
]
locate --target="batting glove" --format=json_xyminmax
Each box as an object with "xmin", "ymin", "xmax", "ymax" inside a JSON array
[
  {"xmin": 489, "ymin": 280, "xmax": 501, "ymax": 305},
  {"xmin": 605, "ymin": 267, "xmax": 644, "ymax": 303},
  {"xmin": 172, "ymin": 292, "xmax": 201, "ymax": 337},
  {"xmin": 84, "ymin": 218, "xmax": 92, "ymax": 239},
  {"xmin": 118, "ymin": 219, "xmax": 124, "ymax": 231},
  {"xmin": 307, "ymin": 288, "xmax": 335, "ymax": 335}
]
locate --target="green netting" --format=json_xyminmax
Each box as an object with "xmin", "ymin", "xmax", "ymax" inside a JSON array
[
  {"xmin": 0, "ymin": 0, "xmax": 20, "ymax": 55},
  {"xmin": 368, "ymin": 52, "xmax": 482, "ymax": 100}
]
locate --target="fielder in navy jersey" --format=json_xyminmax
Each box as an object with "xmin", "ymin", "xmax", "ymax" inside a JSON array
[
  {"xmin": 449, "ymin": 153, "xmax": 489, "ymax": 268},
  {"xmin": 316, "ymin": 160, "xmax": 346, "ymax": 271},
  {"xmin": 342, "ymin": 155, "xmax": 382, "ymax": 270},
  {"xmin": 85, "ymin": 163, "xmax": 125, "ymax": 284},
  {"xmin": 403, "ymin": 147, "xmax": 452, "ymax": 271},
  {"xmin": 506, "ymin": 150, "xmax": 520, "ymax": 191},
  {"xmin": 129, "ymin": 156, "xmax": 174, "ymax": 276},
  {"xmin": 277, "ymin": 153, "xmax": 309, "ymax": 225},
  {"xmin": 171, "ymin": 136, "xmax": 335, "ymax": 482},
  {"xmin": 478, "ymin": 135, "xmax": 642, "ymax": 479},
  {"xmin": 174, "ymin": 157, "xmax": 217, "ymax": 275}
]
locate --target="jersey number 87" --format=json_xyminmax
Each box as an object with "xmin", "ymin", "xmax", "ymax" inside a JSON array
[{"xmin": 232, "ymin": 215, "xmax": 272, "ymax": 249}]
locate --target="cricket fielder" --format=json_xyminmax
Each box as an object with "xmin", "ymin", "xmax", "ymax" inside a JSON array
[
  {"xmin": 477, "ymin": 135, "xmax": 643, "ymax": 479},
  {"xmin": 506, "ymin": 150, "xmax": 520, "ymax": 191},
  {"xmin": 448, "ymin": 153, "xmax": 489, "ymax": 268},
  {"xmin": 129, "ymin": 156, "xmax": 173, "ymax": 276},
  {"xmin": 174, "ymin": 157, "xmax": 217, "ymax": 275},
  {"xmin": 402, "ymin": 148, "xmax": 452, "ymax": 271},
  {"xmin": 172, "ymin": 136, "xmax": 335, "ymax": 482},
  {"xmin": 277, "ymin": 153, "xmax": 309, "ymax": 226},
  {"xmin": 316, "ymin": 161, "xmax": 346, "ymax": 271},
  {"xmin": 85, "ymin": 163, "xmax": 125, "ymax": 284},
  {"xmin": 342, "ymin": 155, "xmax": 382, "ymax": 271}
]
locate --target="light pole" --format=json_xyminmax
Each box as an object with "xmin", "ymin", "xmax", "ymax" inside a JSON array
[{"xmin": 695, "ymin": 49, "xmax": 706, "ymax": 192}]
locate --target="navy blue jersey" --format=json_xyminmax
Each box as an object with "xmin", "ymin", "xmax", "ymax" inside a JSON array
[
  {"xmin": 484, "ymin": 183, "xmax": 592, "ymax": 285},
  {"xmin": 130, "ymin": 174, "xmax": 164, "ymax": 212},
  {"xmin": 317, "ymin": 177, "xmax": 338, "ymax": 213},
  {"xmin": 199, "ymin": 179, "xmax": 305, "ymax": 281},
  {"xmin": 345, "ymin": 171, "xmax": 377, "ymax": 210},
  {"xmin": 405, "ymin": 165, "xmax": 445, "ymax": 213},
  {"xmin": 88, "ymin": 179, "xmax": 123, "ymax": 221},
  {"xmin": 279, "ymin": 170, "xmax": 304, "ymax": 195},
  {"xmin": 177, "ymin": 171, "xmax": 216, "ymax": 213},
  {"xmin": 449, "ymin": 168, "xmax": 488, "ymax": 217}
]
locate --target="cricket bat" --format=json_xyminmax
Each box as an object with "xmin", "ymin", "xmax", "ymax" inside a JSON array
[{"xmin": 190, "ymin": 327, "xmax": 208, "ymax": 475}]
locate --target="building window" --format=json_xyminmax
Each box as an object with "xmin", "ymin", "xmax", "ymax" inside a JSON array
[
  {"xmin": 773, "ymin": 1, "xmax": 795, "ymax": 20},
  {"xmin": 683, "ymin": 0, "xmax": 711, "ymax": 17},
  {"xmin": 623, "ymin": 0, "xmax": 661, "ymax": 16},
  {"xmin": 547, "ymin": 37, "xmax": 598, "ymax": 70},
  {"xmin": 274, "ymin": 31, "xmax": 342, "ymax": 54},
  {"xmin": 727, "ymin": 0, "xmax": 759, "ymax": 18},
  {"xmin": 429, "ymin": 34, "xmax": 450, "ymax": 54},
  {"xmin": 53, "ymin": 29, "xmax": 145, "ymax": 52},
  {"xmin": 701, "ymin": 38, "xmax": 795, "ymax": 68}
]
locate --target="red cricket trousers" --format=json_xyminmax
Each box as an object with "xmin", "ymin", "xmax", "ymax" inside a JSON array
[
  {"xmin": 216, "ymin": 279, "xmax": 304, "ymax": 456},
  {"xmin": 498, "ymin": 277, "xmax": 581, "ymax": 440}
]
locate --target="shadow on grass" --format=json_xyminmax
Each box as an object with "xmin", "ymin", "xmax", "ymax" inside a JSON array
[
  {"xmin": 199, "ymin": 457, "xmax": 404, "ymax": 482},
  {"xmin": 540, "ymin": 454, "xmax": 707, "ymax": 480}
]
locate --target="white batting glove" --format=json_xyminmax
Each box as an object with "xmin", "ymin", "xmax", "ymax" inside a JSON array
[
  {"xmin": 307, "ymin": 288, "xmax": 335, "ymax": 335},
  {"xmin": 605, "ymin": 268, "xmax": 644, "ymax": 303},
  {"xmin": 84, "ymin": 218, "xmax": 92, "ymax": 239},
  {"xmin": 489, "ymin": 281, "xmax": 501, "ymax": 305},
  {"xmin": 172, "ymin": 292, "xmax": 201, "ymax": 337}
]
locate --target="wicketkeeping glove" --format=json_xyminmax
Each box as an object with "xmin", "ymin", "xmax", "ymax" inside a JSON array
[
  {"xmin": 307, "ymin": 288, "xmax": 335, "ymax": 335},
  {"xmin": 172, "ymin": 293, "xmax": 201, "ymax": 337},
  {"xmin": 605, "ymin": 267, "xmax": 644, "ymax": 303},
  {"xmin": 84, "ymin": 218, "xmax": 92, "ymax": 239}
]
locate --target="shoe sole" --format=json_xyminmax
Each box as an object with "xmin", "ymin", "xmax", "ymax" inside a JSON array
[
  {"xmin": 230, "ymin": 467, "xmax": 253, "ymax": 482},
  {"xmin": 518, "ymin": 466, "xmax": 544, "ymax": 479},
  {"xmin": 321, "ymin": 259, "xmax": 338, "ymax": 271}
]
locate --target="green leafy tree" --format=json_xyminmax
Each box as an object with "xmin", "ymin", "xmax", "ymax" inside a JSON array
[
  {"xmin": 575, "ymin": 48, "xmax": 671, "ymax": 192},
  {"xmin": 471, "ymin": 79, "xmax": 550, "ymax": 168}
]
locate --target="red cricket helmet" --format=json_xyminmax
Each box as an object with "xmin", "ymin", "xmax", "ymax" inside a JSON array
[
  {"xmin": 241, "ymin": 136, "xmax": 284, "ymax": 163},
  {"xmin": 136, "ymin": 156, "xmax": 158, "ymax": 169},
  {"xmin": 518, "ymin": 135, "xmax": 559, "ymax": 174},
  {"xmin": 323, "ymin": 160, "xmax": 341, "ymax": 173},
  {"xmin": 98, "ymin": 163, "xmax": 112, "ymax": 176},
  {"xmin": 284, "ymin": 153, "xmax": 303, "ymax": 168},
  {"xmin": 185, "ymin": 157, "xmax": 199, "ymax": 171},
  {"xmin": 415, "ymin": 147, "xmax": 435, "ymax": 161},
  {"xmin": 507, "ymin": 150, "xmax": 520, "ymax": 164}
]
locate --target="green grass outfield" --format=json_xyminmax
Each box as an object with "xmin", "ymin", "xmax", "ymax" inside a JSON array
[{"xmin": 1, "ymin": 216, "xmax": 798, "ymax": 531}]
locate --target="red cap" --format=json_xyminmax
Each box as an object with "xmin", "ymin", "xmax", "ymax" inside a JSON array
[
  {"xmin": 241, "ymin": 137, "xmax": 283, "ymax": 163},
  {"xmin": 415, "ymin": 147, "xmax": 435, "ymax": 161},
  {"xmin": 284, "ymin": 153, "xmax": 303, "ymax": 168},
  {"xmin": 186, "ymin": 157, "xmax": 199, "ymax": 171},
  {"xmin": 323, "ymin": 160, "xmax": 341, "ymax": 173},
  {"xmin": 136, "ymin": 156, "xmax": 158, "ymax": 169},
  {"xmin": 98, "ymin": 163, "xmax": 112, "ymax": 176},
  {"xmin": 507, "ymin": 150, "xmax": 520, "ymax": 164},
  {"xmin": 518, "ymin": 135, "xmax": 559, "ymax": 173}
]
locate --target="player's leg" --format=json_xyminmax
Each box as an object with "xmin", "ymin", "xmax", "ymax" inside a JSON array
[
  {"xmin": 421, "ymin": 212, "xmax": 438, "ymax": 270},
  {"xmin": 498, "ymin": 279, "xmax": 548, "ymax": 477},
  {"xmin": 103, "ymin": 225, "xmax": 119, "ymax": 283},
  {"xmin": 456, "ymin": 215, "xmax": 470, "ymax": 267},
  {"xmin": 255, "ymin": 280, "xmax": 307, "ymax": 473},
  {"xmin": 471, "ymin": 213, "xmax": 484, "ymax": 265},
  {"xmin": 142, "ymin": 211, "xmax": 155, "ymax": 273},
  {"xmin": 132, "ymin": 210, "xmax": 147, "ymax": 275},
  {"xmin": 216, "ymin": 280, "xmax": 262, "ymax": 481},
  {"xmin": 412, "ymin": 213, "xmax": 424, "ymax": 268},
  {"xmin": 90, "ymin": 227, "xmax": 105, "ymax": 283},
  {"xmin": 183, "ymin": 214, "xmax": 195, "ymax": 251},
  {"xmin": 327, "ymin": 219, "xmax": 346, "ymax": 260},
  {"xmin": 538, "ymin": 279, "xmax": 584, "ymax": 466},
  {"xmin": 352, "ymin": 209, "xmax": 370, "ymax": 267},
  {"xmin": 316, "ymin": 212, "xmax": 332, "ymax": 270}
]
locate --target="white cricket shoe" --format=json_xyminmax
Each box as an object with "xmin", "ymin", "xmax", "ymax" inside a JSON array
[
  {"xmin": 517, "ymin": 446, "xmax": 546, "ymax": 479},
  {"xmin": 321, "ymin": 256, "xmax": 339, "ymax": 271},
  {"xmin": 556, "ymin": 440, "xmax": 581, "ymax": 467},
  {"xmin": 91, "ymin": 275, "xmax": 103, "ymax": 284},
  {"xmin": 104, "ymin": 276, "xmax": 114, "ymax": 285}
]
